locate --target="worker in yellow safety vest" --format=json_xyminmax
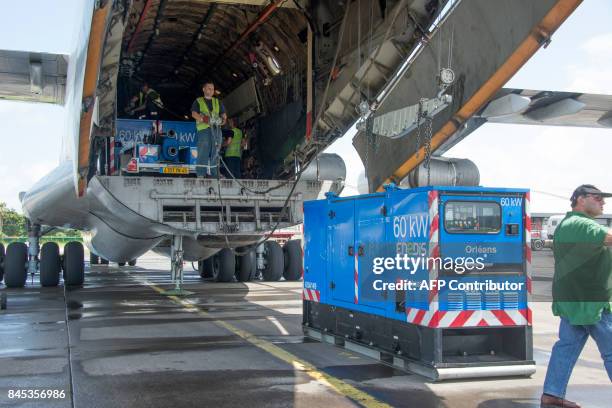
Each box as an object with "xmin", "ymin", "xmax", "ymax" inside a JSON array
[
  {"xmin": 128, "ymin": 82, "xmax": 163, "ymax": 119},
  {"xmin": 191, "ymin": 80, "xmax": 227, "ymax": 177},
  {"xmin": 222, "ymin": 118, "xmax": 245, "ymax": 178}
]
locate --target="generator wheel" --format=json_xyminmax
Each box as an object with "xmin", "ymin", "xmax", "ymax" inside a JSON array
[
  {"xmin": 128, "ymin": 259, "xmax": 137, "ymax": 266},
  {"xmin": 213, "ymin": 248, "xmax": 235, "ymax": 282},
  {"xmin": 4, "ymin": 242, "xmax": 28, "ymax": 288},
  {"xmin": 263, "ymin": 241, "xmax": 283, "ymax": 281},
  {"xmin": 283, "ymin": 240, "xmax": 303, "ymax": 281},
  {"xmin": 90, "ymin": 253, "xmax": 99, "ymax": 265},
  {"xmin": 63, "ymin": 242, "xmax": 84, "ymax": 286},
  {"xmin": 40, "ymin": 242, "xmax": 61, "ymax": 287},
  {"xmin": 236, "ymin": 249, "xmax": 256, "ymax": 282},
  {"xmin": 0, "ymin": 242, "xmax": 5, "ymax": 282}
]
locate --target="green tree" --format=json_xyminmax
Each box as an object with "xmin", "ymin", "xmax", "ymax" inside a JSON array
[{"xmin": 0, "ymin": 202, "xmax": 26, "ymax": 237}]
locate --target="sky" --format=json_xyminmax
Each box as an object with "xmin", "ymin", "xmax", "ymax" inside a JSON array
[{"xmin": 1, "ymin": 0, "xmax": 611, "ymax": 214}]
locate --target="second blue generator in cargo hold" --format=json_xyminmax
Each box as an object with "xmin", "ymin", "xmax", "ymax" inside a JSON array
[{"xmin": 302, "ymin": 185, "xmax": 535, "ymax": 380}]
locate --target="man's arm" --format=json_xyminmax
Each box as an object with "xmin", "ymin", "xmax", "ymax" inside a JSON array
[
  {"xmin": 220, "ymin": 102, "xmax": 227, "ymax": 125},
  {"xmin": 191, "ymin": 111, "xmax": 204, "ymax": 122},
  {"xmin": 132, "ymin": 103, "xmax": 146, "ymax": 113},
  {"xmin": 605, "ymin": 230, "xmax": 612, "ymax": 246}
]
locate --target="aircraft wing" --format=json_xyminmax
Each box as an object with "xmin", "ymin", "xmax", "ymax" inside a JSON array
[
  {"xmin": 352, "ymin": 0, "xmax": 584, "ymax": 192},
  {"xmin": 0, "ymin": 50, "xmax": 68, "ymax": 105},
  {"xmin": 434, "ymin": 88, "xmax": 612, "ymax": 156},
  {"xmin": 478, "ymin": 88, "xmax": 612, "ymax": 128}
]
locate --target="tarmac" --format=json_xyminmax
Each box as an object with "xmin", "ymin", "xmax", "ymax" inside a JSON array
[{"xmin": 0, "ymin": 250, "xmax": 610, "ymax": 408}]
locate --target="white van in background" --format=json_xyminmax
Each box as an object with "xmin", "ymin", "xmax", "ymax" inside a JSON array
[{"xmin": 544, "ymin": 215, "xmax": 566, "ymax": 239}]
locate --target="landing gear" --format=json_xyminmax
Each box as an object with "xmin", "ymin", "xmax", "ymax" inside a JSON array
[
  {"xmin": 40, "ymin": 242, "xmax": 61, "ymax": 287},
  {"xmin": 27, "ymin": 223, "xmax": 41, "ymax": 282},
  {"xmin": 128, "ymin": 259, "xmax": 137, "ymax": 266},
  {"xmin": 212, "ymin": 248, "xmax": 235, "ymax": 282},
  {"xmin": 3, "ymin": 221, "xmax": 85, "ymax": 288},
  {"xmin": 262, "ymin": 241, "xmax": 283, "ymax": 281},
  {"xmin": 3, "ymin": 242, "xmax": 28, "ymax": 288},
  {"xmin": 160, "ymin": 235, "xmax": 192, "ymax": 296},
  {"xmin": 283, "ymin": 240, "xmax": 302, "ymax": 281},
  {"xmin": 236, "ymin": 249, "xmax": 256, "ymax": 282},
  {"xmin": 63, "ymin": 241, "xmax": 84, "ymax": 286},
  {"xmin": 90, "ymin": 253, "xmax": 100, "ymax": 265},
  {"xmin": 118, "ymin": 262, "xmax": 126, "ymax": 267}
]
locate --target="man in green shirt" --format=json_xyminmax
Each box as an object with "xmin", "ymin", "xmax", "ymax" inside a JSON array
[{"xmin": 541, "ymin": 184, "xmax": 612, "ymax": 408}]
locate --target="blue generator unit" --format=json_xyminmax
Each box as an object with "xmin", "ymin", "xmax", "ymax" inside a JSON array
[{"xmin": 302, "ymin": 185, "xmax": 535, "ymax": 380}]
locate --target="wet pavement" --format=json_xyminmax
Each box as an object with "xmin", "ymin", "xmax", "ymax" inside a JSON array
[{"xmin": 1, "ymin": 251, "xmax": 610, "ymax": 407}]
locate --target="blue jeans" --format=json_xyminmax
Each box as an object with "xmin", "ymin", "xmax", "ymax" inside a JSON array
[
  {"xmin": 543, "ymin": 311, "xmax": 612, "ymax": 398},
  {"xmin": 196, "ymin": 127, "xmax": 221, "ymax": 177}
]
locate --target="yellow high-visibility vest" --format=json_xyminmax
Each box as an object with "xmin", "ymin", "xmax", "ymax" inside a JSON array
[{"xmin": 196, "ymin": 97, "xmax": 220, "ymax": 130}]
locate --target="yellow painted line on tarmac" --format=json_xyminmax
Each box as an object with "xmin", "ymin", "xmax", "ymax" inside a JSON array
[{"xmin": 145, "ymin": 281, "xmax": 391, "ymax": 408}]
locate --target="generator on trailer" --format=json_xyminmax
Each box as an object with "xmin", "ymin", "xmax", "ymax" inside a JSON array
[{"xmin": 302, "ymin": 185, "xmax": 535, "ymax": 380}]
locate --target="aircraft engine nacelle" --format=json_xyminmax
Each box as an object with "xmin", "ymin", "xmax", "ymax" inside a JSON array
[{"xmin": 404, "ymin": 157, "xmax": 480, "ymax": 188}]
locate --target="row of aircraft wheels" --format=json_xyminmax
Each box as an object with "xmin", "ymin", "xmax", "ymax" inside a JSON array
[
  {"xmin": 0, "ymin": 241, "xmax": 84, "ymax": 288},
  {"xmin": 0, "ymin": 240, "xmax": 301, "ymax": 288},
  {"xmin": 198, "ymin": 240, "xmax": 302, "ymax": 283}
]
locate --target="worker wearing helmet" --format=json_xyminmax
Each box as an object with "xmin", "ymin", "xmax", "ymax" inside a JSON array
[{"xmin": 191, "ymin": 80, "xmax": 227, "ymax": 177}]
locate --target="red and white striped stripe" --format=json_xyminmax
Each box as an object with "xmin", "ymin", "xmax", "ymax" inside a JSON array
[
  {"xmin": 427, "ymin": 191, "xmax": 440, "ymax": 305},
  {"xmin": 406, "ymin": 308, "xmax": 530, "ymax": 328},
  {"xmin": 109, "ymin": 136, "xmax": 116, "ymax": 175},
  {"xmin": 303, "ymin": 288, "xmax": 320, "ymax": 302},
  {"xmin": 524, "ymin": 192, "xmax": 533, "ymax": 325}
]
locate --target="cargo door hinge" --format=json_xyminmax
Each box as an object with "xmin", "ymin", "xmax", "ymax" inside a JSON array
[
  {"xmin": 330, "ymin": 281, "xmax": 336, "ymax": 290},
  {"xmin": 328, "ymin": 210, "xmax": 336, "ymax": 219}
]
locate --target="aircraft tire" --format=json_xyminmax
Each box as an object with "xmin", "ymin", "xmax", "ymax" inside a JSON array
[
  {"xmin": 128, "ymin": 259, "xmax": 137, "ymax": 266},
  {"xmin": 4, "ymin": 242, "xmax": 28, "ymax": 288},
  {"xmin": 40, "ymin": 242, "xmax": 61, "ymax": 287},
  {"xmin": 0, "ymin": 242, "xmax": 5, "ymax": 282},
  {"xmin": 90, "ymin": 253, "xmax": 99, "ymax": 265},
  {"xmin": 118, "ymin": 262, "xmax": 126, "ymax": 267},
  {"xmin": 282, "ymin": 240, "xmax": 302, "ymax": 281},
  {"xmin": 262, "ymin": 241, "xmax": 283, "ymax": 281},
  {"xmin": 236, "ymin": 249, "xmax": 255, "ymax": 282},
  {"xmin": 198, "ymin": 258, "xmax": 214, "ymax": 278},
  {"xmin": 213, "ymin": 248, "xmax": 235, "ymax": 282},
  {"xmin": 63, "ymin": 241, "xmax": 84, "ymax": 286}
]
